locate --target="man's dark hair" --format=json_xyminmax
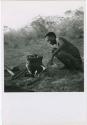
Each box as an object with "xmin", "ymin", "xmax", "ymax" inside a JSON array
[{"xmin": 45, "ymin": 32, "xmax": 56, "ymax": 38}]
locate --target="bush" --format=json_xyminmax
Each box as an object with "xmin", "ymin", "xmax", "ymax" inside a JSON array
[{"xmin": 4, "ymin": 7, "xmax": 84, "ymax": 49}]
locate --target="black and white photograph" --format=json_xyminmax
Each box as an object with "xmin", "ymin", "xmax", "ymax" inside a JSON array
[{"xmin": 3, "ymin": 0, "xmax": 84, "ymax": 92}]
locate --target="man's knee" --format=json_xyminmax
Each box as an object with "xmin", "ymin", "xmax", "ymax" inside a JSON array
[
  {"xmin": 56, "ymin": 51, "xmax": 71, "ymax": 62},
  {"xmin": 56, "ymin": 51, "xmax": 72, "ymax": 67},
  {"xmin": 57, "ymin": 51, "xmax": 65, "ymax": 58}
]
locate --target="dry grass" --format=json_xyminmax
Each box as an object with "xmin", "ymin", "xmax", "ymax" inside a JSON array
[{"xmin": 4, "ymin": 38, "xmax": 84, "ymax": 92}]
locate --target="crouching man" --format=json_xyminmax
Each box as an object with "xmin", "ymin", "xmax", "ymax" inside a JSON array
[{"xmin": 45, "ymin": 32, "xmax": 83, "ymax": 72}]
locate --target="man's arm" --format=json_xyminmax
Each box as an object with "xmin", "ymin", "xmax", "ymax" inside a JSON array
[
  {"xmin": 47, "ymin": 48, "xmax": 60, "ymax": 67},
  {"xmin": 48, "ymin": 42, "xmax": 64, "ymax": 66},
  {"xmin": 49, "ymin": 48, "xmax": 60, "ymax": 65}
]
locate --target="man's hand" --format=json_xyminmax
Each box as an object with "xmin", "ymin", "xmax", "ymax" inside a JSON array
[{"xmin": 47, "ymin": 59, "xmax": 54, "ymax": 68}]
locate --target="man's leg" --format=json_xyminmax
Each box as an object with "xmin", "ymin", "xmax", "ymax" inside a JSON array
[{"xmin": 56, "ymin": 51, "xmax": 83, "ymax": 71}]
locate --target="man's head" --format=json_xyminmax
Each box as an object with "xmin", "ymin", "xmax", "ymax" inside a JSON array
[{"xmin": 45, "ymin": 32, "xmax": 57, "ymax": 45}]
